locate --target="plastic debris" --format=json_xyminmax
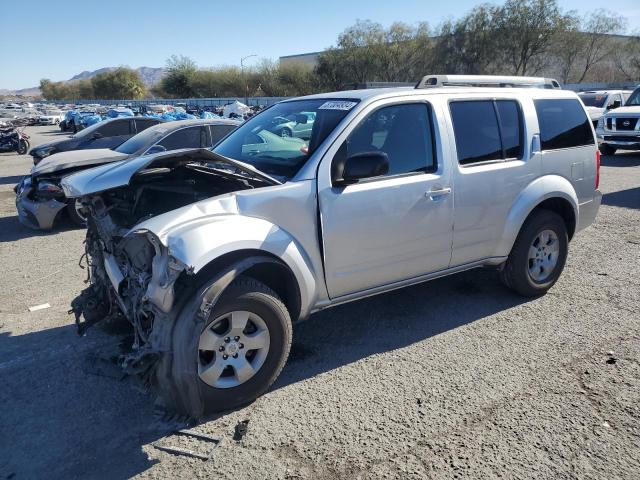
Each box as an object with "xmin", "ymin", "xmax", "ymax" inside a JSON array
[
  {"xmin": 233, "ymin": 420, "xmax": 250, "ymax": 441},
  {"xmin": 28, "ymin": 303, "xmax": 50, "ymax": 312}
]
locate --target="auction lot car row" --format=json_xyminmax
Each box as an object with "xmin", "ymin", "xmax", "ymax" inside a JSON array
[{"xmin": 1, "ymin": 77, "xmax": 639, "ymax": 479}]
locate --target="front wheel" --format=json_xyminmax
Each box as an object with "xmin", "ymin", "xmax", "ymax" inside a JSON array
[
  {"xmin": 599, "ymin": 144, "xmax": 616, "ymax": 155},
  {"xmin": 17, "ymin": 140, "xmax": 29, "ymax": 155},
  {"xmin": 280, "ymin": 128, "xmax": 292, "ymax": 138},
  {"xmin": 500, "ymin": 209, "xmax": 568, "ymax": 297},
  {"xmin": 157, "ymin": 277, "xmax": 292, "ymax": 418},
  {"xmin": 66, "ymin": 199, "xmax": 87, "ymax": 226}
]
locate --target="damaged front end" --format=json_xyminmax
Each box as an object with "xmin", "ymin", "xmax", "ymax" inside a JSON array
[{"xmin": 66, "ymin": 149, "xmax": 271, "ymax": 373}]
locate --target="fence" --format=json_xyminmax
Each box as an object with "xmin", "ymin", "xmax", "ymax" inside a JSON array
[{"xmin": 44, "ymin": 97, "xmax": 292, "ymax": 108}]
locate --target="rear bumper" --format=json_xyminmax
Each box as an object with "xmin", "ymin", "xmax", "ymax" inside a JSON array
[
  {"xmin": 15, "ymin": 194, "xmax": 66, "ymax": 230},
  {"xmin": 576, "ymin": 190, "xmax": 602, "ymax": 233}
]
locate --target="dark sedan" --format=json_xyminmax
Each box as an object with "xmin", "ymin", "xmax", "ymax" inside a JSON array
[{"xmin": 29, "ymin": 116, "xmax": 163, "ymax": 165}]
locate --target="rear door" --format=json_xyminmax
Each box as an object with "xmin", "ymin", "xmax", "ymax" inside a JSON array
[
  {"xmin": 448, "ymin": 97, "xmax": 535, "ymax": 265},
  {"xmin": 84, "ymin": 119, "xmax": 133, "ymax": 149}
]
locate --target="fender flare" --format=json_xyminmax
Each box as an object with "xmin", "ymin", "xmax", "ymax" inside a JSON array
[{"xmin": 493, "ymin": 175, "xmax": 579, "ymax": 258}]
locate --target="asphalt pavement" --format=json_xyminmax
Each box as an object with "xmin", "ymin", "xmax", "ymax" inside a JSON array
[{"xmin": 0, "ymin": 126, "xmax": 638, "ymax": 479}]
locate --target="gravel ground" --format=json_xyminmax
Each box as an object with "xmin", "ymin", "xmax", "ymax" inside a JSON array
[{"xmin": 0, "ymin": 125, "xmax": 639, "ymax": 479}]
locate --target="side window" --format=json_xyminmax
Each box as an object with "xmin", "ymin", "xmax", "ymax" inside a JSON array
[
  {"xmin": 158, "ymin": 126, "xmax": 204, "ymax": 150},
  {"xmin": 495, "ymin": 100, "xmax": 523, "ymax": 159},
  {"xmin": 534, "ymin": 99, "xmax": 594, "ymax": 150},
  {"xmin": 97, "ymin": 119, "xmax": 131, "ymax": 137},
  {"xmin": 210, "ymin": 124, "xmax": 237, "ymax": 146},
  {"xmin": 450, "ymin": 100, "xmax": 524, "ymax": 165},
  {"xmin": 135, "ymin": 118, "xmax": 158, "ymax": 132},
  {"xmin": 450, "ymin": 101, "xmax": 502, "ymax": 165},
  {"xmin": 341, "ymin": 103, "xmax": 436, "ymax": 177}
]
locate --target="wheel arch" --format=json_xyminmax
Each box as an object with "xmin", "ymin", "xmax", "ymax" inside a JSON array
[
  {"xmin": 187, "ymin": 250, "xmax": 303, "ymax": 322},
  {"xmin": 494, "ymin": 175, "xmax": 579, "ymax": 258}
]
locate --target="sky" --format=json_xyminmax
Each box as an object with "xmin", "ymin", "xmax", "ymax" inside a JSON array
[{"xmin": 2, "ymin": 0, "xmax": 640, "ymax": 90}]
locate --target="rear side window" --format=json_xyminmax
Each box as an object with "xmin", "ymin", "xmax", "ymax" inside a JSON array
[
  {"xmin": 135, "ymin": 118, "xmax": 159, "ymax": 132},
  {"xmin": 209, "ymin": 124, "xmax": 237, "ymax": 146},
  {"xmin": 158, "ymin": 126, "xmax": 204, "ymax": 151},
  {"xmin": 450, "ymin": 100, "xmax": 523, "ymax": 165},
  {"xmin": 97, "ymin": 119, "xmax": 131, "ymax": 137},
  {"xmin": 534, "ymin": 99, "xmax": 594, "ymax": 150}
]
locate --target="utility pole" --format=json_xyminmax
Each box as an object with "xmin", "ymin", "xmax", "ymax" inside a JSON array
[{"xmin": 240, "ymin": 54, "xmax": 257, "ymax": 105}]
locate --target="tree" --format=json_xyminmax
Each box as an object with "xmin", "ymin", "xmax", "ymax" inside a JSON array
[
  {"xmin": 433, "ymin": 5, "xmax": 502, "ymax": 75},
  {"xmin": 495, "ymin": 0, "xmax": 570, "ymax": 75},
  {"xmin": 161, "ymin": 55, "xmax": 198, "ymax": 98},
  {"xmin": 574, "ymin": 10, "xmax": 626, "ymax": 82},
  {"xmin": 90, "ymin": 68, "xmax": 145, "ymax": 99}
]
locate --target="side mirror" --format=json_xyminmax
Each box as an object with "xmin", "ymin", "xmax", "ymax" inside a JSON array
[
  {"xmin": 294, "ymin": 114, "xmax": 308, "ymax": 124},
  {"xmin": 146, "ymin": 144, "xmax": 167, "ymax": 155},
  {"xmin": 91, "ymin": 132, "xmax": 103, "ymax": 140},
  {"xmin": 608, "ymin": 100, "xmax": 621, "ymax": 110},
  {"xmin": 332, "ymin": 151, "xmax": 389, "ymax": 187}
]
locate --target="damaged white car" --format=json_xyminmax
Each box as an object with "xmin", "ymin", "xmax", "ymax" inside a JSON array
[{"xmin": 62, "ymin": 77, "xmax": 601, "ymax": 418}]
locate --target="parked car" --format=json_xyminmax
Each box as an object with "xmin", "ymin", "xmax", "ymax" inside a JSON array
[
  {"xmin": 578, "ymin": 90, "xmax": 633, "ymax": 128},
  {"xmin": 30, "ymin": 116, "xmax": 163, "ymax": 164},
  {"xmin": 61, "ymin": 75, "xmax": 601, "ymax": 418},
  {"xmin": 37, "ymin": 109, "xmax": 65, "ymax": 125},
  {"xmin": 15, "ymin": 118, "xmax": 239, "ymax": 229},
  {"xmin": 267, "ymin": 111, "xmax": 316, "ymax": 139},
  {"xmin": 595, "ymin": 86, "xmax": 640, "ymax": 155}
]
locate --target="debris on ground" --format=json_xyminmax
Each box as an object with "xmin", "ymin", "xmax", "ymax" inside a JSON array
[
  {"xmin": 152, "ymin": 445, "xmax": 209, "ymax": 461},
  {"xmin": 28, "ymin": 303, "xmax": 50, "ymax": 312},
  {"xmin": 234, "ymin": 420, "xmax": 250, "ymax": 441},
  {"xmin": 606, "ymin": 351, "xmax": 617, "ymax": 365}
]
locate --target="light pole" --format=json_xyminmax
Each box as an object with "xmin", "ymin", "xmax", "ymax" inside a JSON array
[{"xmin": 240, "ymin": 54, "xmax": 257, "ymax": 105}]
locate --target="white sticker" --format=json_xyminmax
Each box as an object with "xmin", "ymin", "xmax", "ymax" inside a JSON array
[{"xmin": 318, "ymin": 101, "xmax": 357, "ymax": 111}]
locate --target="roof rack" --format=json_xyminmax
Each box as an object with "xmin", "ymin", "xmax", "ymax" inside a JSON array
[{"xmin": 415, "ymin": 75, "xmax": 561, "ymax": 90}]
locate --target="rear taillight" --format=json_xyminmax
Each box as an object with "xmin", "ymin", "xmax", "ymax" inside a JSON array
[{"xmin": 595, "ymin": 150, "xmax": 601, "ymax": 190}]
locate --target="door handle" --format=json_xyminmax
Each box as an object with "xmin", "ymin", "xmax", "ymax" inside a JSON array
[{"xmin": 426, "ymin": 187, "xmax": 451, "ymax": 199}]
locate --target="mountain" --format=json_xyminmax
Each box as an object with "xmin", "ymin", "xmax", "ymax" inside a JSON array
[
  {"xmin": 69, "ymin": 66, "xmax": 165, "ymax": 86},
  {"xmin": 1, "ymin": 66, "xmax": 165, "ymax": 98}
]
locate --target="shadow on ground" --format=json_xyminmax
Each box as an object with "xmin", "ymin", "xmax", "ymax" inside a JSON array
[
  {"xmin": 602, "ymin": 186, "xmax": 640, "ymax": 209},
  {"xmin": 0, "ymin": 175, "xmax": 24, "ymax": 186},
  {"xmin": 0, "ymin": 267, "xmax": 529, "ymax": 479},
  {"xmin": 0, "ymin": 214, "xmax": 79, "ymax": 242},
  {"xmin": 600, "ymin": 152, "xmax": 640, "ymax": 167}
]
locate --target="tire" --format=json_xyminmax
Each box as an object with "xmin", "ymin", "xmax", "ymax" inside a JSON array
[
  {"xmin": 17, "ymin": 140, "xmax": 29, "ymax": 155},
  {"xmin": 72, "ymin": 123, "xmax": 78, "ymax": 134},
  {"xmin": 157, "ymin": 277, "xmax": 292, "ymax": 418},
  {"xmin": 66, "ymin": 199, "xmax": 87, "ymax": 226},
  {"xmin": 499, "ymin": 209, "xmax": 568, "ymax": 297},
  {"xmin": 599, "ymin": 144, "xmax": 616, "ymax": 155},
  {"xmin": 280, "ymin": 128, "xmax": 292, "ymax": 138}
]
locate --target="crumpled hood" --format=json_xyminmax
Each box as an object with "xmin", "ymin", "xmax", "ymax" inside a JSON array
[
  {"xmin": 33, "ymin": 148, "xmax": 128, "ymax": 176},
  {"xmin": 61, "ymin": 148, "xmax": 212, "ymax": 198},
  {"xmin": 607, "ymin": 105, "xmax": 640, "ymax": 116},
  {"xmin": 129, "ymin": 194, "xmax": 240, "ymax": 245}
]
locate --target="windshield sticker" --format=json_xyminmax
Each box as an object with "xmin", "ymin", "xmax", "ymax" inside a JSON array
[{"xmin": 318, "ymin": 101, "xmax": 357, "ymax": 111}]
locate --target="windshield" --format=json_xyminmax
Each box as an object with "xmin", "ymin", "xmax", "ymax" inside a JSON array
[
  {"xmin": 626, "ymin": 88, "xmax": 640, "ymax": 106},
  {"xmin": 213, "ymin": 99, "xmax": 357, "ymax": 181},
  {"xmin": 578, "ymin": 93, "xmax": 607, "ymax": 108},
  {"xmin": 115, "ymin": 125, "xmax": 166, "ymax": 154}
]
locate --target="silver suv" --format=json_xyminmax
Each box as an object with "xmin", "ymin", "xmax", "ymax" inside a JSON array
[{"xmin": 62, "ymin": 75, "xmax": 602, "ymax": 418}]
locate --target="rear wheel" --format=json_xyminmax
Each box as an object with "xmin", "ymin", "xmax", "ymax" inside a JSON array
[
  {"xmin": 500, "ymin": 210, "xmax": 568, "ymax": 297},
  {"xmin": 17, "ymin": 140, "xmax": 29, "ymax": 155},
  {"xmin": 157, "ymin": 277, "xmax": 292, "ymax": 418},
  {"xmin": 599, "ymin": 144, "xmax": 616, "ymax": 155}
]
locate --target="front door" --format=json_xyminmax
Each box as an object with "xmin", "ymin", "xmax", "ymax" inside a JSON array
[{"xmin": 318, "ymin": 101, "xmax": 454, "ymax": 299}]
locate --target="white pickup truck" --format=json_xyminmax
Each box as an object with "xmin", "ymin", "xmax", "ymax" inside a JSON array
[
  {"xmin": 578, "ymin": 90, "xmax": 633, "ymax": 129},
  {"xmin": 595, "ymin": 86, "xmax": 640, "ymax": 155}
]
